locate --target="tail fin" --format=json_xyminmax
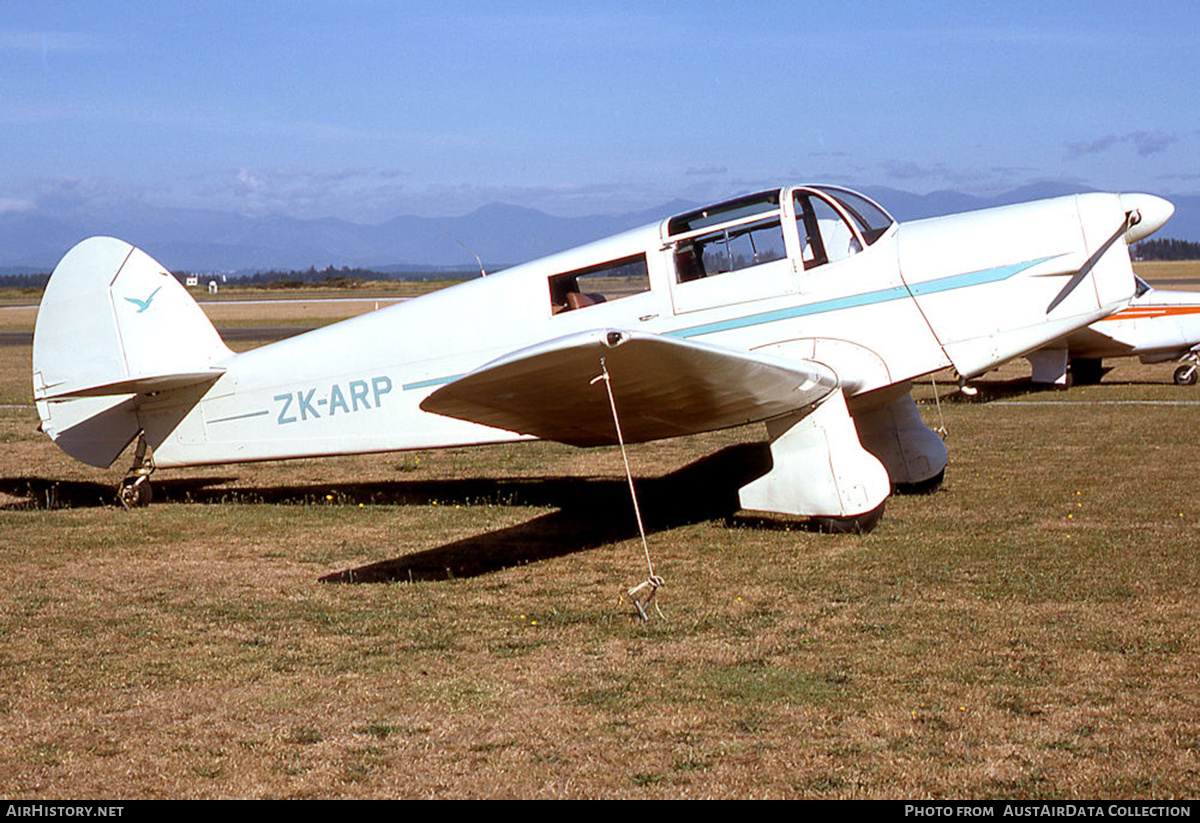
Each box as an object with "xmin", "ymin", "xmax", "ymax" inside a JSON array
[{"xmin": 33, "ymin": 237, "xmax": 232, "ymax": 467}]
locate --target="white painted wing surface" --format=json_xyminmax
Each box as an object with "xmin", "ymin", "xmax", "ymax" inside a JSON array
[{"xmin": 420, "ymin": 329, "xmax": 840, "ymax": 446}]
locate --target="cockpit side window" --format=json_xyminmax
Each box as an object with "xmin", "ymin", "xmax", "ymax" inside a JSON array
[
  {"xmin": 674, "ymin": 218, "xmax": 786, "ymax": 283},
  {"xmin": 668, "ymin": 190, "xmax": 780, "ymax": 236},
  {"xmin": 549, "ymin": 254, "xmax": 650, "ymax": 314}
]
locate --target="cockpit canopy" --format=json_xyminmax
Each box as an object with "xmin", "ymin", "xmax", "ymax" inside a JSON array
[
  {"xmin": 665, "ymin": 185, "xmax": 895, "ymax": 280},
  {"xmin": 668, "ymin": 185, "xmax": 892, "ymax": 237},
  {"xmin": 546, "ymin": 185, "xmax": 898, "ymax": 316}
]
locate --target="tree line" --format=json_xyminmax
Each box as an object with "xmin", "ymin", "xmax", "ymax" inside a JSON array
[
  {"xmin": 4, "ymin": 239, "xmax": 1200, "ymax": 293},
  {"xmin": 236, "ymin": 265, "xmax": 415, "ymax": 287},
  {"xmin": 0, "ymin": 264, "xmax": 475, "ymax": 292},
  {"xmin": 1133, "ymin": 238, "xmax": 1200, "ymax": 261}
]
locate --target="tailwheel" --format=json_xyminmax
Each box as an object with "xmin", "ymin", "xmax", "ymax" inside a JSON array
[
  {"xmin": 118, "ymin": 475, "xmax": 152, "ymax": 509},
  {"xmin": 117, "ymin": 430, "xmax": 155, "ymax": 509},
  {"xmin": 1174, "ymin": 364, "xmax": 1198, "ymax": 386}
]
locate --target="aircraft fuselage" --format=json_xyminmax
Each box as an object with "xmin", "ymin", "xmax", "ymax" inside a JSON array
[{"xmin": 133, "ymin": 187, "xmax": 1148, "ymax": 468}]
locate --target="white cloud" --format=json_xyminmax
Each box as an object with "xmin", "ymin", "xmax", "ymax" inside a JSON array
[
  {"xmin": 1066, "ymin": 131, "xmax": 1177, "ymax": 159},
  {"xmin": 0, "ymin": 197, "xmax": 34, "ymax": 215}
]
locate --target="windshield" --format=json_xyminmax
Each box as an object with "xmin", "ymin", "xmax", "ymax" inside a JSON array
[{"xmin": 808, "ymin": 186, "xmax": 895, "ymax": 245}]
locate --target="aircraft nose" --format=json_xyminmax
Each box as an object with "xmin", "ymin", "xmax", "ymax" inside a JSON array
[{"xmin": 1120, "ymin": 193, "xmax": 1175, "ymax": 243}]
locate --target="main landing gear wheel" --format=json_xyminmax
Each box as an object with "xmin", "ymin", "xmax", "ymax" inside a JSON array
[
  {"xmin": 895, "ymin": 468, "xmax": 946, "ymax": 496},
  {"xmin": 1174, "ymin": 364, "xmax": 1198, "ymax": 386},
  {"xmin": 808, "ymin": 500, "xmax": 887, "ymax": 534}
]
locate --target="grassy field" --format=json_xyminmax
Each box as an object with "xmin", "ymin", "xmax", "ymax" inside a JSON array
[
  {"xmin": 2, "ymin": 279, "xmax": 1200, "ymax": 798},
  {"xmin": 1136, "ymin": 260, "xmax": 1200, "ymax": 290},
  {"xmin": 0, "ymin": 278, "xmax": 461, "ymax": 332}
]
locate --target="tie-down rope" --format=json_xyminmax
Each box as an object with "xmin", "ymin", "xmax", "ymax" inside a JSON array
[{"xmin": 591, "ymin": 357, "xmax": 664, "ymax": 621}]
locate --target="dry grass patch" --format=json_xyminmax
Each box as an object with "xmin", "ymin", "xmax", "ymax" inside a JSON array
[
  {"xmin": 1135, "ymin": 259, "xmax": 1200, "ymax": 290},
  {"xmin": 1, "ymin": 342, "xmax": 1199, "ymax": 797}
]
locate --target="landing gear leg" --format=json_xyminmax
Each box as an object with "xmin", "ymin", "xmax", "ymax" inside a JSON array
[
  {"xmin": 1174, "ymin": 355, "xmax": 1198, "ymax": 386},
  {"xmin": 117, "ymin": 432, "xmax": 154, "ymax": 509},
  {"xmin": 849, "ymin": 383, "xmax": 949, "ymax": 493},
  {"xmin": 738, "ymin": 389, "xmax": 891, "ymax": 532}
]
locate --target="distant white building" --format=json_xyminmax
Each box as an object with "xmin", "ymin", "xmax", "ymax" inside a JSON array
[{"xmin": 185, "ymin": 275, "xmax": 199, "ymax": 287}]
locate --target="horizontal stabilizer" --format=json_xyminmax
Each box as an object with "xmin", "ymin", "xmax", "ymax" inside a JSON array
[
  {"xmin": 421, "ymin": 329, "xmax": 839, "ymax": 446},
  {"xmin": 37, "ymin": 369, "xmax": 226, "ymax": 400}
]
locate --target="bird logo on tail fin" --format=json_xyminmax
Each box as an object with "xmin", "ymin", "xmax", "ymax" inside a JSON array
[{"xmin": 125, "ymin": 286, "xmax": 162, "ymax": 313}]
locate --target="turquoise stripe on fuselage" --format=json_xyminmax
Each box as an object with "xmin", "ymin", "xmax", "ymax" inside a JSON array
[
  {"xmin": 403, "ymin": 373, "xmax": 466, "ymax": 392},
  {"xmin": 406, "ymin": 257, "xmax": 1057, "ymax": 392},
  {"xmin": 665, "ymin": 257, "xmax": 1054, "ymax": 340}
]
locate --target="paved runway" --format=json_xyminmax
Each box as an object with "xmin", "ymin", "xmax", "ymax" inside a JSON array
[{"xmin": 0, "ymin": 327, "xmax": 312, "ymax": 346}]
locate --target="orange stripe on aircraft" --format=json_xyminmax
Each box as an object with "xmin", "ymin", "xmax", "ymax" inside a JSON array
[{"xmin": 1097, "ymin": 305, "xmax": 1200, "ymax": 322}]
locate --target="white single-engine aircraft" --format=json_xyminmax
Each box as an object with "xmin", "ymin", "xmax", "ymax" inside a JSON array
[
  {"xmin": 32, "ymin": 185, "xmax": 1173, "ymax": 530},
  {"xmin": 1024, "ymin": 278, "xmax": 1200, "ymax": 386}
]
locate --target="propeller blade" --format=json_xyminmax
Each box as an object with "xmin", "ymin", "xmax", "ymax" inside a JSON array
[{"xmin": 1046, "ymin": 210, "xmax": 1139, "ymax": 314}]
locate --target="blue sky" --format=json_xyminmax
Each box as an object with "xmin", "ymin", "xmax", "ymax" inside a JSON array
[{"xmin": 2, "ymin": 1, "xmax": 1197, "ymax": 223}]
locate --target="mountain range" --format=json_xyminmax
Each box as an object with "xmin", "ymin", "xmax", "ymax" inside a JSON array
[{"xmin": 1, "ymin": 182, "xmax": 1196, "ymax": 274}]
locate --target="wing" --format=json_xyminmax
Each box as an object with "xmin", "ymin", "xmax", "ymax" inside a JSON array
[{"xmin": 420, "ymin": 329, "xmax": 839, "ymax": 446}]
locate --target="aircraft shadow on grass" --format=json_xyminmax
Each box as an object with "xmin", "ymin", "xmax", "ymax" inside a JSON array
[
  {"xmin": 946, "ymin": 366, "xmax": 1192, "ymax": 402},
  {"xmin": 942, "ymin": 378, "xmax": 1065, "ymax": 403},
  {"xmin": 939, "ymin": 373, "xmax": 1158, "ymax": 403},
  {"xmin": 5, "ymin": 443, "xmax": 838, "ymax": 582},
  {"xmin": 0, "ymin": 477, "xmax": 119, "ymax": 510},
  {"xmin": 315, "ymin": 443, "xmax": 787, "ymax": 583}
]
